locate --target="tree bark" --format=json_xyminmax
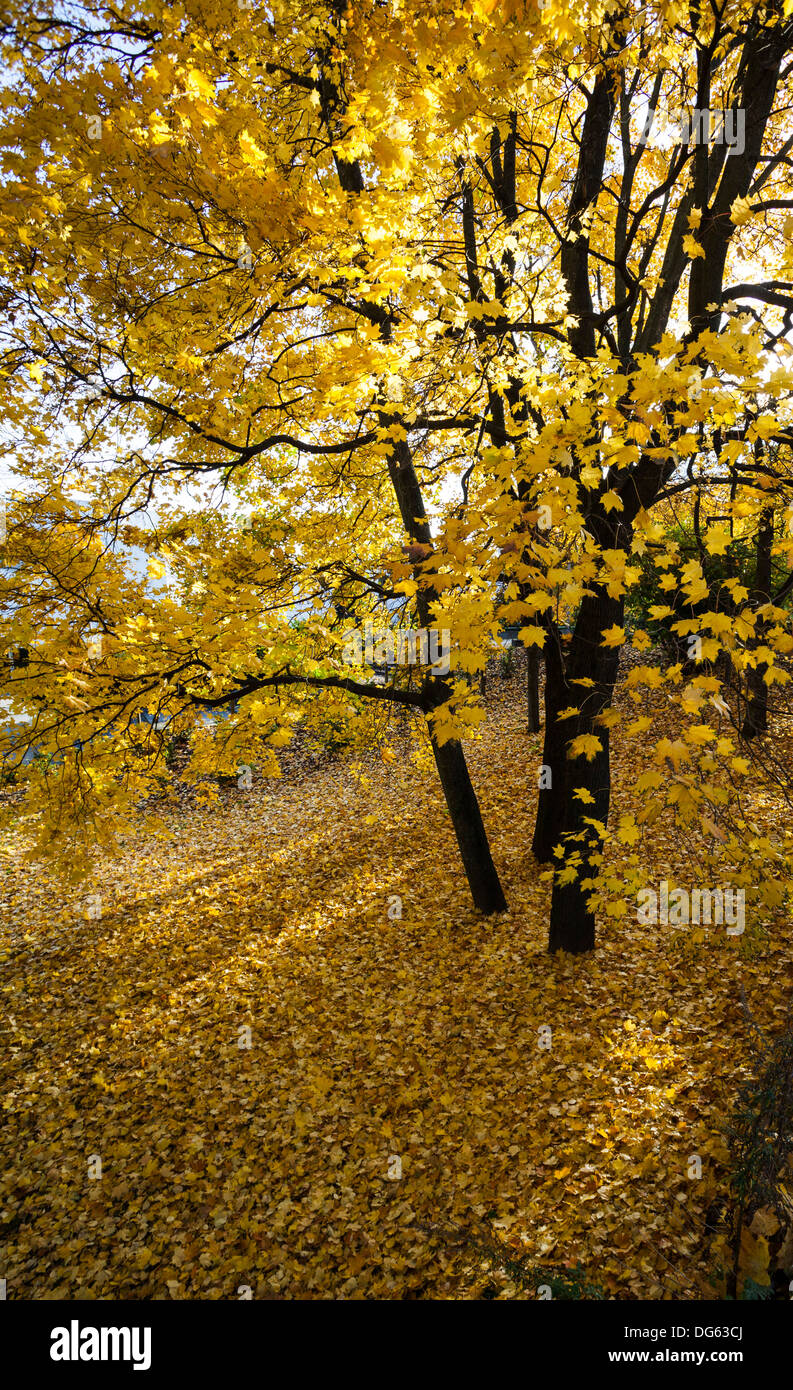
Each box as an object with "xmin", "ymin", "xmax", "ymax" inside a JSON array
[
  {"xmin": 428, "ymin": 727, "xmax": 507, "ymax": 913},
  {"xmin": 545, "ymin": 587, "xmax": 625, "ymax": 954},
  {"xmin": 532, "ymin": 631, "xmax": 570, "ymax": 862},
  {"xmin": 741, "ymin": 506, "xmax": 773, "ymax": 740},
  {"xmin": 527, "ymin": 646, "xmax": 541, "ymax": 733}
]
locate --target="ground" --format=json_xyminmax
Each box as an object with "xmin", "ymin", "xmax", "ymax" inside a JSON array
[{"xmin": 1, "ymin": 662, "xmax": 791, "ymax": 1299}]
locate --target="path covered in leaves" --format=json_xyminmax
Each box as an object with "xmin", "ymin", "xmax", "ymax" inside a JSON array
[{"xmin": 1, "ymin": 673, "xmax": 791, "ymax": 1299}]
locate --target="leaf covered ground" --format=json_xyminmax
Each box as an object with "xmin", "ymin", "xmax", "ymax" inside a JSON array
[{"xmin": 1, "ymin": 665, "xmax": 792, "ymax": 1299}]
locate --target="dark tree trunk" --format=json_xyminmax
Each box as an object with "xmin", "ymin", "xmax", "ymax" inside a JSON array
[
  {"xmin": 743, "ymin": 661, "xmax": 769, "ymax": 740},
  {"xmin": 546, "ymin": 732, "xmax": 611, "ymax": 954},
  {"xmin": 532, "ymin": 632, "xmax": 570, "ymax": 861},
  {"xmin": 547, "ymin": 591, "xmax": 624, "ymax": 952},
  {"xmin": 323, "ymin": 137, "xmax": 508, "ymax": 918},
  {"xmin": 429, "ymin": 730, "xmax": 507, "ymax": 914},
  {"xmin": 548, "ymin": 873, "xmax": 597, "ymax": 954},
  {"xmin": 387, "ymin": 436, "xmax": 507, "ymax": 914},
  {"xmin": 741, "ymin": 506, "xmax": 773, "ymax": 740},
  {"xmin": 527, "ymin": 646, "xmax": 541, "ymax": 733}
]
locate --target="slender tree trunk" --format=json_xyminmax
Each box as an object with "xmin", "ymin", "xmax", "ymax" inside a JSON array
[
  {"xmin": 741, "ymin": 506, "xmax": 773, "ymax": 740},
  {"xmin": 527, "ymin": 646, "xmax": 541, "ymax": 733},
  {"xmin": 386, "ymin": 436, "xmax": 507, "ymax": 913},
  {"xmin": 315, "ymin": 107, "xmax": 506, "ymax": 915},
  {"xmin": 429, "ymin": 728, "xmax": 507, "ymax": 913}
]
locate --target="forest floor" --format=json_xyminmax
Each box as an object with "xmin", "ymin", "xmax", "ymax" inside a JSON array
[{"xmin": 1, "ymin": 656, "xmax": 792, "ymax": 1299}]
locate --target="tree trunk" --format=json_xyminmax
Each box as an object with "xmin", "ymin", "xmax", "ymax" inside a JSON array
[
  {"xmin": 741, "ymin": 656, "xmax": 769, "ymax": 740},
  {"xmin": 532, "ymin": 632, "xmax": 570, "ymax": 861},
  {"xmin": 547, "ymin": 734, "xmax": 611, "ymax": 954},
  {"xmin": 429, "ymin": 730, "xmax": 507, "ymax": 913},
  {"xmin": 386, "ymin": 436, "xmax": 507, "ymax": 914},
  {"xmin": 527, "ymin": 646, "xmax": 541, "ymax": 733},
  {"xmin": 548, "ymin": 864, "xmax": 597, "ymax": 954},
  {"xmin": 542, "ymin": 589, "xmax": 624, "ymax": 953},
  {"xmin": 741, "ymin": 506, "xmax": 773, "ymax": 740}
]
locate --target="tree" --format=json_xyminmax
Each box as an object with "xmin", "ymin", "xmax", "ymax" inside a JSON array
[{"xmin": 2, "ymin": 0, "xmax": 793, "ymax": 948}]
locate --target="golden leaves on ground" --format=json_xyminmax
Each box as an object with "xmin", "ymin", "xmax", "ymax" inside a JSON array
[{"xmin": 1, "ymin": 676, "xmax": 791, "ymax": 1299}]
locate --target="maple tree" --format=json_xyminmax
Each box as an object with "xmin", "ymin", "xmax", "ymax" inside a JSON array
[{"xmin": 2, "ymin": 0, "xmax": 793, "ymax": 953}]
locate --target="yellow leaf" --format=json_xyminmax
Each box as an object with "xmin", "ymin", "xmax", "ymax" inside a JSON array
[
  {"xmin": 683, "ymin": 233, "xmax": 706, "ymax": 259},
  {"xmin": 617, "ymin": 815, "xmax": 640, "ymax": 845},
  {"xmin": 730, "ymin": 196, "xmax": 753, "ymax": 227},
  {"xmin": 573, "ymin": 786, "xmax": 596, "ymax": 803},
  {"xmin": 738, "ymin": 1228, "xmax": 770, "ymax": 1292},
  {"xmin": 704, "ymin": 523, "xmax": 732, "ymax": 555},
  {"xmin": 627, "ymin": 716, "xmax": 652, "ymax": 735},
  {"xmin": 601, "ymin": 491, "xmax": 624, "ymax": 513},
  {"xmin": 186, "ymin": 68, "xmax": 215, "ymax": 102},
  {"xmin": 568, "ymin": 734, "xmax": 602, "ymax": 760}
]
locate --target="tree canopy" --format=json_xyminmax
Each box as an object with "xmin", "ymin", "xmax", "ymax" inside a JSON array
[{"xmin": 3, "ymin": 0, "xmax": 793, "ymax": 949}]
